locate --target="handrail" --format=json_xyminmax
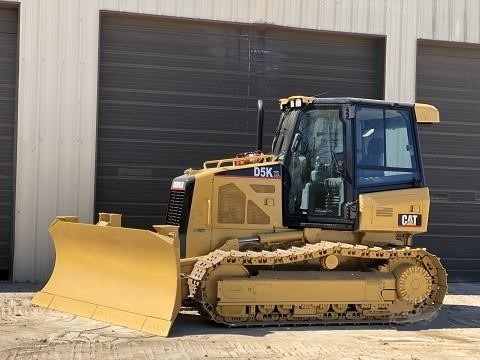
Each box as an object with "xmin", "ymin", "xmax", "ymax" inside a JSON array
[{"xmin": 203, "ymin": 154, "xmax": 277, "ymax": 169}]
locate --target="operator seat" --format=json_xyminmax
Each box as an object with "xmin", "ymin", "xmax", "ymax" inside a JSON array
[
  {"xmin": 363, "ymin": 138, "xmax": 384, "ymax": 166},
  {"xmin": 300, "ymin": 169, "xmax": 327, "ymax": 215}
]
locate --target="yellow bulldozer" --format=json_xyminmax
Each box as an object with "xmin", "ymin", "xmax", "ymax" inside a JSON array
[{"xmin": 33, "ymin": 96, "xmax": 447, "ymax": 336}]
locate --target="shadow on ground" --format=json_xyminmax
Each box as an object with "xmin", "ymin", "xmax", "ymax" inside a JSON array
[
  {"xmin": 448, "ymin": 282, "xmax": 480, "ymax": 295},
  {"xmin": 0, "ymin": 282, "xmax": 42, "ymax": 293},
  {"xmin": 169, "ymin": 302, "xmax": 480, "ymax": 337}
]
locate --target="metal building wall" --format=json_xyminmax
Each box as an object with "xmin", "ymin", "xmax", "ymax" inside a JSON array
[
  {"xmin": 6, "ymin": 0, "xmax": 480, "ymax": 282},
  {"xmin": 12, "ymin": 0, "xmax": 100, "ymax": 281},
  {"xmin": 96, "ymin": 14, "xmax": 384, "ymax": 232},
  {"xmin": 0, "ymin": 5, "xmax": 18, "ymax": 279},
  {"xmin": 415, "ymin": 41, "xmax": 480, "ymax": 281}
]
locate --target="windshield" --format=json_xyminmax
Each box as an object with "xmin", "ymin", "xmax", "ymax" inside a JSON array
[
  {"xmin": 294, "ymin": 108, "xmax": 344, "ymax": 168},
  {"xmin": 272, "ymin": 109, "xmax": 298, "ymax": 161}
]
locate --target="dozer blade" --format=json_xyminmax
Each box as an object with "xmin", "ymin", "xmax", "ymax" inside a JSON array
[{"xmin": 32, "ymin": 217, "xmax": 181, "ymax": 336}]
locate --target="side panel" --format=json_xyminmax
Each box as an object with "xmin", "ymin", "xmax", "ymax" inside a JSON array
[
  {"xmin": 217, "ymin": 271, "xmax": 396, "ymax": 305},
  {"xmin": 358, "ymin": 188, "xmax": 430, "ymax": 234},
  {"xmin": 211, "ymin": 165, "xmax": 283, "ymax": 251},
  {"xmin": 183, "ymin": 172, "xmax": 214, "ymax": 258}
]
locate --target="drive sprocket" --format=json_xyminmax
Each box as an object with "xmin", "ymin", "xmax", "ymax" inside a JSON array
[{"xmin": 393, "ymin": 263, "xmax": 433, "ymax": 304}]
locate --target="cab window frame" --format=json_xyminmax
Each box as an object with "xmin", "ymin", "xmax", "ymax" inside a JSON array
[{"xmin": 354, "ymin": 105, "xmax": 423, "ymax": 189}]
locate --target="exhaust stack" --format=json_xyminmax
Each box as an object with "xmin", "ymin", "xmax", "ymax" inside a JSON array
[{"xmin": 256, "ymin": 99, "xmax": 264, "ymax": 152}]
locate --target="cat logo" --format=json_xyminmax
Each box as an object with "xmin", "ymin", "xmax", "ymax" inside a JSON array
[{"xmin": 398, "ymin": 214, "xmax": 422, "ymax": 227}]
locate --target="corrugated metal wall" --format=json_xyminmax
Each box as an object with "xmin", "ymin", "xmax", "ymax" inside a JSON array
[
  {"xmin": 96, "ymin": 14, "xmax": 384, "ymax": 230},
  {"xmin": 416, "ymin": 41, "xmax": 480, "ymax": 282},
  {"xmin": 5, "ymin": 0, "xmax": 480, "ymax": 282},
  {"xmin": 12, "ymin": 0, "xmax": 100, "ymax": 281},
  {"xmin": 0, "ymin": 6, "xmax": 18, "ymax": 279}
]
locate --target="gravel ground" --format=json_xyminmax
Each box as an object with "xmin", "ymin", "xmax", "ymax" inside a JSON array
[{"xmin": 1, "ymin": 282, "xmax": 479, "ymax": 359}]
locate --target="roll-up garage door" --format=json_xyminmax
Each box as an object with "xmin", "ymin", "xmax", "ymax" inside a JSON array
[
  {"xmin": 416, "ymin": 41, "xmax": 480, "ymax": 282},
  {"xmin": 97, "ymin": 13, "xmax": 384, "ymax": 229},
  {"xmin": 0, "ymin": 7, "xmax": 17, "ymax": 280}
]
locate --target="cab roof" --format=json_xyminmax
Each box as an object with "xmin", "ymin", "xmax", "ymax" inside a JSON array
[
  {"xmin": 279, "ymin": 95, "xmax": 439, "ymax": 124},
  {"xmin": 279, "ymin": 95, "xmax": 413, "ymax": 107}
]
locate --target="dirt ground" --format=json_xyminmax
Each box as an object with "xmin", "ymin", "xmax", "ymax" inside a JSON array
[{"xmin": 1, "ymin": 282, "xmax": 479, "ymax": 360}]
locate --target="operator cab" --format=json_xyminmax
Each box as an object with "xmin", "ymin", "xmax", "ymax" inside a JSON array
[{"xmin": 272, "ymin": 96, "xmax": 424, "ymax": 230}]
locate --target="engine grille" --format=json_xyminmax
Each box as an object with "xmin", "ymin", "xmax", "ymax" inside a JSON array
[{"xmin": 166, "ymin": 190, "xmax": 185, "ymax": 226}]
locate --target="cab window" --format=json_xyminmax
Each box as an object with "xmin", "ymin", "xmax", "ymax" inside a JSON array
[{"xmin": 356, "ymin": 106, "xmax": 420, "ymax": 186}]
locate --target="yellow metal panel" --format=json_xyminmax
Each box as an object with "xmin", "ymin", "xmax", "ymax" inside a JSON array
[
  {"xmin": 92, "ymin": 306, "xmax": 146, "ymax": 331},
  {"xmin": 212, "ymin": 175, "xmax": 283, "ymax": 230},
  {"xmin": 32, "ymin": 219, "xmax": 181, "ymax": 336},
  {"xmin": 30, "ymin": 291, "xmax": 53, "ymax": 308},
  {"xmin": 49, "ymin": 296, "xmax": 96, "ymax": 318},
  {"xmin": 183, "ymin": 168, "xmax": 285, "ymax": 256},
  {"xmin": 217, "ymin": 270, "xmax": 395, "ymax": 304},
  {"xmin": 414, "ymin": 103, "xmax": 440, "ymax": 124},
  {"xmin": 358, "ymin": 187, "xmax": 430, "ymax": 234},
  {"xmin": 142, "ymin": 317, "xmax": 176, "ymax": 337},
  {"xmin": 184, "ymin": 170, "xmax": 215, "ymax": 258}
]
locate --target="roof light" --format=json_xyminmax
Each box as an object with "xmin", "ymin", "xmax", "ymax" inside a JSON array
[{"xmin": 279, "ymin": 96, "xmax": 315, "ymax": 110}]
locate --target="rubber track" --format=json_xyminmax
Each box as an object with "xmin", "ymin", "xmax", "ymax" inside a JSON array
[{"xmin": 188, "ymin": 241, "xmax": 447, "ymax": 327}]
